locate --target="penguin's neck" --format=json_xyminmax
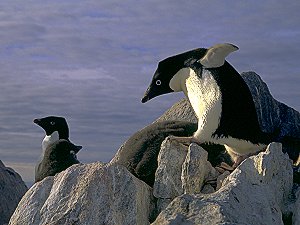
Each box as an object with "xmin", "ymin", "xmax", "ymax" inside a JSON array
[{"xmin": 42, "ymin": 131, "xmax": 59, "ymax": 153}]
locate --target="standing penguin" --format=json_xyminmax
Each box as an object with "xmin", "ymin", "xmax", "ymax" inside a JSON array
[
  {"xmin": 142, "ymin": 43, "xmax": 271, "ymax": 169},
  {"xmin": 34, "ymin": 116, "xmax": 82, "ymax": 182}
]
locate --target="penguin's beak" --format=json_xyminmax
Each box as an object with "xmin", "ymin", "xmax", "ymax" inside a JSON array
[
  {"xmin": 141, "ymin": 86, "xmax": 152, "ymax": 103},
  {"xmin": 141, "ymin": 95, "xmax": 149, "ymax": 103},
  {"xmin": 33, "ymin": 118, "xmax": 41, "ymax": 125}
]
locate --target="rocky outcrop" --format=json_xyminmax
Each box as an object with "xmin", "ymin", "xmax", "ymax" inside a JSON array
[
  {"xmin": 9, "ymin": 162, "xmax": 154, "ymax": 225},
  {"xmin": 152, "ymin": 142, "xmax": 293, "ymax": 225},
  {"xmin": 0, "ymin": 160, "xmax": 28, "ymax": 225}
]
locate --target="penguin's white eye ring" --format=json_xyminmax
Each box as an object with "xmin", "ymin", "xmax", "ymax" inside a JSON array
[
  {"xmin": 50, "ymin": 121, "xmax": 55, "ymax": 125},
  {"xmin": 156, "ymin": 80, "xmax": 162, "ymax": 86}
]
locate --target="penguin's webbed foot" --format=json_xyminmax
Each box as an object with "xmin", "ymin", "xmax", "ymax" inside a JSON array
[{"xmin": 167, "ymin": 136, "xmax": 202, "ymax": 146}]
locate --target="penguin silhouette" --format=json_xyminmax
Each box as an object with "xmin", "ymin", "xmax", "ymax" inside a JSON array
[{"xmin": 34, "ymin": 116, "xmax": 82, "ymax": 182}]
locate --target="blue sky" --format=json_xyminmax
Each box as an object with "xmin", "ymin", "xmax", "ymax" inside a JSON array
[{"xmin": 0, "ymin": 0, "xmax": 299, "ymax": 184}]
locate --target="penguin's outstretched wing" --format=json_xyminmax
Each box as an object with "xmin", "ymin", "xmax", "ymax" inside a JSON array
[{"xmin": 199, "ymin": 43, "xmax": 239, "ymax": 68}]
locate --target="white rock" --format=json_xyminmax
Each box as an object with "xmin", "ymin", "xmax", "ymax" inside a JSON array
[
  {"xmin": 181, "ymin": 143, "xmax": 217, "ymax": 194},
  {"xmin": 9, "ymin": 162, "xmax": 154, "ymax": 225},
  {"xmin": 153, "ymin": 138, "xmax": 187, "ymax": 199},
  {"xmin": 152, "ymin": 142, "xmax": 293, "ymax": 225}
]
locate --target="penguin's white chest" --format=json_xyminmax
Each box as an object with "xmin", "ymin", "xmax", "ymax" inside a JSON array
[
  {"xmin": 42, "ymin": 131, "xmax": 59, "ymax": 154},
  {"xmin": 184, "ymin": 69, "xmax": 222, "ymax": 142}
]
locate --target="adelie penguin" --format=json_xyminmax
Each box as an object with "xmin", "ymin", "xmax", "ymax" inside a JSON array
[
  {"xmin": 33, "ymin": 116, "xmax": 82, "ymax": 182},
  {"xmin": 142, "ymin": 43, "xmax": 273, "ymax": 169}
]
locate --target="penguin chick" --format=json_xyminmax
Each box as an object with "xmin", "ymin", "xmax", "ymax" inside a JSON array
[
  {"xmin": 35, "ymin": 140, "xmax": 82, "ymax": 182},
  {"xmin": 142, "ymin": 43, "xmax": 271, "ymax": 169},
  {"xmin": 34, "ymin": 116, "xmax": 82, "ymax": 182}
]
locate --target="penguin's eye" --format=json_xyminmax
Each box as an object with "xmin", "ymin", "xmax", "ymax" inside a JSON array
[
  {"xmin": 156, "ymin": 80, "xmax": 162, "ymax": 86},
  {"xmin": 50, "ymin": 121, "xmax": 55, "ymax": 125}
]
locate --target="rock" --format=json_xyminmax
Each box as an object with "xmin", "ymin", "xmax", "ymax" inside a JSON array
[
  {"xmin": 181, "ymin": 143, "xmax": 218, "ymax": 194},
  {"xmin": 0, "ymin": 160, "xmax": 28, "ymax": 225},
  {"xmin": 109, "ymin": 121, "xmax": 197, "ymax": 186},
  {"xmin": 155, "ymin": 98, "xmax": 197, "ymax": 123},
  {"xmin": 153, "ymin": 139, "xmax": 186, "ymax": 199},
  {"xmin": 153, "ymin": 139, "xmax": 222, "ymax": 214},
  {"xmin": 241, "ymin": 72, "xmax": 300, "ymax": 163},
  {"xmin": 152, "ymin": 142, "xmax": 293, "ymax": 225},
  {"xmin": 292, "ymin": 186, "xmax": 300, "ymax": 224},
  {"xmin": 9, "ymin": 162, "xmax": 154, "ymax": 225}
]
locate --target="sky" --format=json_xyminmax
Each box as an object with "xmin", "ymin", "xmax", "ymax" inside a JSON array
[{"xmin": 0, "ymin": 0, "xmax": 299, "ymax": 185}]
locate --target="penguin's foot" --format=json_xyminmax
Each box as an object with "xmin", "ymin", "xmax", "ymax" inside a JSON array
[
  {"xmin": 216, "ymin": 154, "xmax": 252, "ymax": 172},
  {"xmin": 167, "ymin": 136, "xmax": 202, "ymax": 146}
]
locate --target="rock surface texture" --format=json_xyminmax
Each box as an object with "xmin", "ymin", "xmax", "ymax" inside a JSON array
[
  {"xmin": 0, "ymin": 160, "xmax": 28, "ymax": 225},
  {"xmin": 152, "ymin": 142, "xmax": 293, "ymax": 225},
  {"xmin": 9, "ymin": 162, "xmax": 154, "ymax": 225}
]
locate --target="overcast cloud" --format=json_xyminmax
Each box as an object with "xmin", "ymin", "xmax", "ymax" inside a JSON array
[{"xmin": 0, "ymin": 0, "xmax": 299, "ymax": 184}]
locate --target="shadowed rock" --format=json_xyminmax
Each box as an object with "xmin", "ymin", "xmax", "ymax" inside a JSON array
[{"xmin": 0, "ymin": 160, "xmax": 28, "ymax": 225}]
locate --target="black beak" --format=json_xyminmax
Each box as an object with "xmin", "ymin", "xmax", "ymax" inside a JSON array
[
  {"xmin": 33, "ymin": 118, "xmax": 41, "ymax": 125},
  {"xmin": 141, "ymin": 95, "xmax": 149, "ymax": 103},
  {"xmin": 141, "ymin": 86, "xmax": 151, "ymax": 103}
]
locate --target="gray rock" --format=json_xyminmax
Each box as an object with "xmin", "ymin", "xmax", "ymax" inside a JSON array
[
  {"xmin": 153, "ymin": 139, "xmax": 223, "ymax": 214},
  {"xmin": 9, "ymin": 162, "xmax": 154, "ymax": 225},
  {"xmin": 292, "ymin": 186, "xmax": 300, "ymax": 224},
  {"xmin": 155, "ymin": 98, "xmax": 197, "ymax": 123},
  {"xmin": 0, "ymin": 160, "xmax": 28, "ymax": 225},
  {"xmin": 241, "ymin": 72, "xmax": 300, "ymax": 162},
  {"xmin": 153, "ymin": 139, "xmax": 186, "ymax": 199},
  {"xmin": 181, "ymin": 143, "xmax": 218, "ymax": 194},
  {"xmin": 152, "ymin": 143, "xmax": 293, "ymax": 225}
]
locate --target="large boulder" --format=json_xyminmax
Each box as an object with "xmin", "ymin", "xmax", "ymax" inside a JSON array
[
  {"xmin": 152, "ymin": 142, "xmax": 293, "ymax": 225},
  {"xmin": 9, "ymin": 162, "xmax": 154, "ymax": 225},
  {"xmin": 0, "ymin": 160, "xmax": 28, "ymax": 225}
]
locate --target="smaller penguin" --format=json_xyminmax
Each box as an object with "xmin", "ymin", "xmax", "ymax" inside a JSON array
[{"xmin": 34, "ymin": 116, "xmax": 82, "ymax": 182}]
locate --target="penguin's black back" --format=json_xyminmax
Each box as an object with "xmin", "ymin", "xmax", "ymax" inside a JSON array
[{"xmin": 209, "ymin": 62, "xmax": 271, "ymax": 144}]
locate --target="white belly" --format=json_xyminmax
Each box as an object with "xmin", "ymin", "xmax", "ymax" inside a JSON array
[
  {"xmin": 184, "ymin": 70, "xmax": 222, "ymax": 142},
  {"xmin": 42, "ymin": 131, "xmax": 59, "ymax": 155}
]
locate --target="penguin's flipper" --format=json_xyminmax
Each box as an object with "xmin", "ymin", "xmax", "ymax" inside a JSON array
[{"xmin": 199, "ymin": 43, "xmax": 239, "ymax": 68}]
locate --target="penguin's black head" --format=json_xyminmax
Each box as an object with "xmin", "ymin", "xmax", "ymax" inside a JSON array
[
  {"xmin": 33, "ymin": 116, "xmax": 69, "ymax": 139},
  {"xmin": 141, "ymin": 48, "xmax": 207, "ymax": 103}
]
